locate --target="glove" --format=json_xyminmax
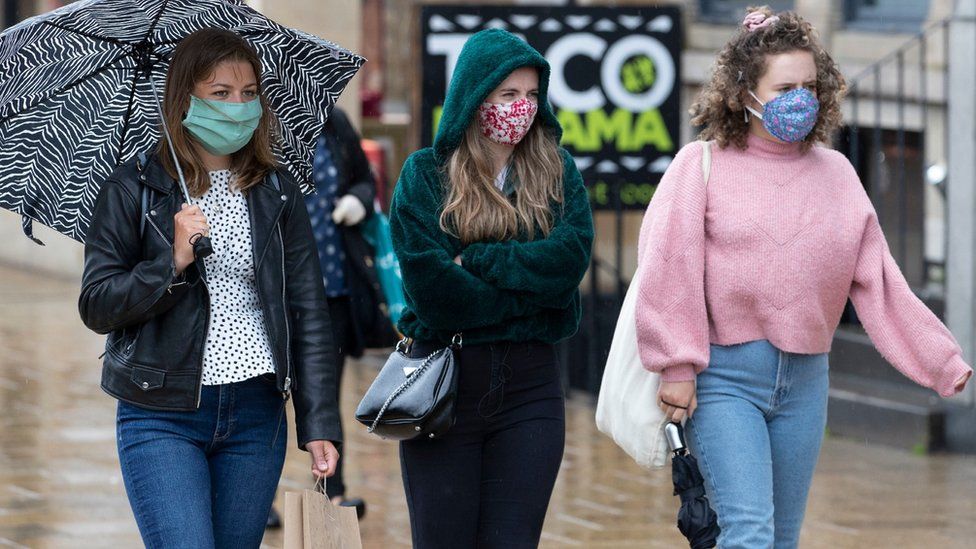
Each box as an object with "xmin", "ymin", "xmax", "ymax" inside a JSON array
[{"xmin": 332, "ymin": 194, "xmax": 367, "ymax": 226}]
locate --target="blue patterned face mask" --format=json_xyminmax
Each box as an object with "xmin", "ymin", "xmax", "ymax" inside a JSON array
[
  {"xmin": 746, "ymin": 88, "xmax": 820, "ymax": 143},
  {"xmin": 182, "ymin": 95, "xmax": 263, "ymax": 156}
]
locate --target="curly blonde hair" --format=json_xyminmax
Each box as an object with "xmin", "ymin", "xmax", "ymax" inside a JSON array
[{"xmin": 690, "ymin": 5, "xmax": 846, "ymax": 150}]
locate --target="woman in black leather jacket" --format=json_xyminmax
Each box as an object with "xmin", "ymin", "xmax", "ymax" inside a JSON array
[{"xmin": 78, "ymin": 28, "xmax": 340, "ymax": 548}]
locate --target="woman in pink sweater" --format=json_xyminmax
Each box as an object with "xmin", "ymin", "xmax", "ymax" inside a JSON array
[{"xmin": 636, "ymin": 7, "xmax": 972, "ymax": 548}]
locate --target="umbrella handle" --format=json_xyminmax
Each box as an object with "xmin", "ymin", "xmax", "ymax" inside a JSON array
[
  {"xmin": 193, "ymin": 235, "xmax": 214, "ymax": 259},
  {"xmin": 665, "ymin": 422, "xmax": 687, "ymax": 453}
]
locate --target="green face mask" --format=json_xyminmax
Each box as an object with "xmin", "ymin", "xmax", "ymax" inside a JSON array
[{"xmin": 181, "ymin": 95, "xmax": 263, "ymax": 156}]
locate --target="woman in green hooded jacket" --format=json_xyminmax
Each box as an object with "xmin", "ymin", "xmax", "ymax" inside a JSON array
[{"xmin": 389, "ymin": 29, "xmax": 594, "ymax": 547}]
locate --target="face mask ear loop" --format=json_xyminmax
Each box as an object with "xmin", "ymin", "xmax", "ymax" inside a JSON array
[{"xmin": 745, "ymin": 90, "xmax": 765, "ymax": 121}]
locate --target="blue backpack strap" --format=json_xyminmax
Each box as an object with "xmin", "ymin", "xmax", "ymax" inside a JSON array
[{"xmin": 269, "ymin": 170, "xmax": 281, "ymax": 191}]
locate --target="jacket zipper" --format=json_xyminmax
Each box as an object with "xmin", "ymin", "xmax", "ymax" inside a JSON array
[
  {"xmin": 251, "ymin": 190, "xmax": 290, "ymax": 401},
  {"xmin": 146, "ymin": 210, "xmax": 210, "ymax": 408},
  {"xmin": 277, "ymin": 224, "xmax": 293, "ymax": 399},
  {"xmin": 196, "ymin": 264, "xmax": 211, "ymax": 408},
  {"xmin": 144, "ymin": 213, "xmax": 169, "ymax": 245}
]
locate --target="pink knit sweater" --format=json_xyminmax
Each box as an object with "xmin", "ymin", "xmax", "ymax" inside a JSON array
[{"xmin": 636, "ymin": 134, "xmax": 972, "ymax": 397}]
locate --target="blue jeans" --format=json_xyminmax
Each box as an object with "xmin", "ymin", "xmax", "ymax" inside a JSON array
[
  {"xmin": 685, "ymin": 340, "xmax": 829, "ymax": 549},
  {"xmin": 116, "ymin": 375, "xmax": 287, "ymax": 549}
]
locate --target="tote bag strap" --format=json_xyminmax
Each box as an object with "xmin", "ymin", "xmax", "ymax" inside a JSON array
[{"xmin": 700, "ymin": 140, "xmax": 712, "ymax": 187}]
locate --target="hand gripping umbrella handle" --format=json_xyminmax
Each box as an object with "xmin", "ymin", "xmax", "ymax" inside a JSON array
[{"xmin": 193, "ymin": 235, "xmax": 214, "ymax": 259}]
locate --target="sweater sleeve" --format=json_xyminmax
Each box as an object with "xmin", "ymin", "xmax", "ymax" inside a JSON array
[
  {"xmin": 849, "ymin": 215, "xmax": 972, "ymax": 397},
  {"xmin": 461, "ymin": 150, "xmax": 594, "ymax": 310},
  {"xmin": 390, "ymin": 152, "xmax": 540, "ymax": 331},
  {"xmin": 635, "ymin": 142, "xmax": 710, "ymax": 383}
]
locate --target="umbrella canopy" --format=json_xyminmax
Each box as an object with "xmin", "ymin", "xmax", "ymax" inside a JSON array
[
  {"xmin": 666, "ymin": 422, "xmax": 721, "ymax": 549},
  {"xmin": 0, "ymin": 0, "xmax": 364, "ymax": 243}
]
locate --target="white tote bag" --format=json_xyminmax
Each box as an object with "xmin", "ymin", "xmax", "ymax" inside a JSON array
[{"xmin": 595, "ymin": 141, "xmax": 711, "ymax": 470}]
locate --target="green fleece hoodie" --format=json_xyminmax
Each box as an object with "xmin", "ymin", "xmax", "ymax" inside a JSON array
[{"xmin": 389, "ymin": 29, "xmax": 594, "ymax": 345}]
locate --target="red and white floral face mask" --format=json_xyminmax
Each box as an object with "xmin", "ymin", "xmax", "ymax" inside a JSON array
[{"xmin": 476, "ymin": 98, "xmax": 538, "ymax": 146}]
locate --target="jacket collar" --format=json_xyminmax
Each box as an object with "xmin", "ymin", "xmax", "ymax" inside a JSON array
[
  {"xmin": 141, "ymin": 149, "xmax": 286, "ymax": 200},
  {"xmin": 140, "ymin": 151, "xmax": 178, "ymax": 195}
]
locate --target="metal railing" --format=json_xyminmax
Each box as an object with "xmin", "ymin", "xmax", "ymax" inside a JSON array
[{"xmin": 843, "ymin": 17, "xmax": 953, "ymax": 291}]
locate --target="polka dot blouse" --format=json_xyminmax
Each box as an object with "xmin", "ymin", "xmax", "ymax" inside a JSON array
[{"xmin": 197, "ymin": 170, "xmax": 276, "ymax": 385}]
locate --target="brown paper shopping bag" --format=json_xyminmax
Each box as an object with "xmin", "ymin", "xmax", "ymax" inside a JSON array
[
  {"xmin": 283, "ymin": 482, "xmax": 362, "ymax": 549},
  {"xmin": 283, "ymin": 491, "xmax": 306, "ymax": 549}
]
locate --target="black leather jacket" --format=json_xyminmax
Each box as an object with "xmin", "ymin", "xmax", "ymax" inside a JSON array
[{"xmin": 79, "ymin": 152, "xmax": 341, "ymax": 449}]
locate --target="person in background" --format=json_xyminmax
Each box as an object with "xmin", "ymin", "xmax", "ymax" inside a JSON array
[
  {"xmin": 634, "ymin": 7, "xmax": 972, "ymax": 548},
  {"xmin": 267, "ymin": 107, "xmax": 375, "ymax": 528},
  {"xmin": 389, "ymin": 29, "xmax": 594, "ymax": 548}
]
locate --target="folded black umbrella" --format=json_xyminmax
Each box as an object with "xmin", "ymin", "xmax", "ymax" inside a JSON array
[{"xmin": 666, "ymin": 422, "xmax": 720, "ymax": 549}]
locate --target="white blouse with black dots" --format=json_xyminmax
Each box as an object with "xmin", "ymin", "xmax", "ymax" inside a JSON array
[{"xmin": 197, "ymin": 170, "xmax": 276, "ymax": 385}]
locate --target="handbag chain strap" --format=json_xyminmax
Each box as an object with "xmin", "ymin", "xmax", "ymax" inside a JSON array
[{"xmin": 368, "ymin": 345, "xmax": 453, "ymax": 433}]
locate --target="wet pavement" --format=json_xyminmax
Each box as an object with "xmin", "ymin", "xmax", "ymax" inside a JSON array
[{"xmin": 0, "ymin": 265, "xmax": 974, "ymax": 548}]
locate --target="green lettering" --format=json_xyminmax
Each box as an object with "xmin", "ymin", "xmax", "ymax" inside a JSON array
[
  {"xmin": 632, "ymin": 109, "xmax": 674, "ymax": 152},
  {"xmin": 620, "ymin": 183, "xmax": 656, "ymax": 206},
  {"xmin": 557, "ymin": 109, "xmax": 593, "ymax": 150},
  {"xmin": 432, "ymin": 106, "xmax": 443, "ymax": 139},
  {"xmin": 585, "ymin": 109, "xmax": 633, "ymax": 151},
  {"xmin": 588, "ymin": 181, "xmax": 609, "ymax": 206}
]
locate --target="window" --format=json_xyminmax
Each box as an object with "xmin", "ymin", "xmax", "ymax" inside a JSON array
[
  {"xmin": 698, "ymin": 0, "xmax": 795, "ymax": 25},
  {"xmin": 845, "ymin": 0, "xmax": 930, "ymax": 32}
]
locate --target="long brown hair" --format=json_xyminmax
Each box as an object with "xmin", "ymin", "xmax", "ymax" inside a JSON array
[
  {"xmin": 440, "ymin": 121, "xmax": 564, "ymax": 244},
  {"xmin": 160, "ymin": 28, "xmax": 277, "ymax": 196},
  {"xmin": 690, "ymin": 5, "xmax": 846, "ymax": 151}
]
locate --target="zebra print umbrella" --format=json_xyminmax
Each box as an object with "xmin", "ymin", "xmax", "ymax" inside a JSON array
[{"xmin": 0, "ymin": 0, "xmax": 364, "ymax": 243}]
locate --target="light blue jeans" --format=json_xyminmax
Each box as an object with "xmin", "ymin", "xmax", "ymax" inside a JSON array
[{"xmin": 685, "ymin": 340, "xmax": 829, "ymax": 549}]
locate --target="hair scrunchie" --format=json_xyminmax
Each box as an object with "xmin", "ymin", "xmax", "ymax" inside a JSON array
[{"xmin": 742, "ymin": 11, "xmax": 780, "ymax": 32}]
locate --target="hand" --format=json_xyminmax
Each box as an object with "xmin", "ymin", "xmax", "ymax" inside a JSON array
[
  {"xmin": 306, "ymin": 440, "xmax": 340, "ymax": 479},
  {"xmin": 658, "ymin": 379, "xmax": 697, "ymax": 423},
  {"xmin": 955, "ymin": 370, "xmax": 972, "ymax": 393},
  {"xmin": 332, "ymin": 194, "xmax": 367, "ymax": 226},
  {"xmin": 173, "ymin": 203, "xmax": 209, "ymax": 273},
  {"xmin": 453, "ymin": 255, "xmax": 462, "ymax": 266}
]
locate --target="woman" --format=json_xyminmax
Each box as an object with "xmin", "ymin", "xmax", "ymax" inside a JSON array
[
  {"xmin": 389, "ymin": 28, "xmax": 593, "ymax": 548},
  {"xmin": 636, "ymin": 7, "xmax": 973, "ymax": 548},
  {"xmin": 79, "ymin": 28, "xmax": 340, "ymax": 548},
  {"xmin": 303, "ymin": 106, "xmax": 381, "ymax": 513}
]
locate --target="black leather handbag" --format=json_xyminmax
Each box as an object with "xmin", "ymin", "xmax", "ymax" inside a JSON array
[{"xmin": 355, "ymin": 335, "xmax": 461, "ymax": 440}]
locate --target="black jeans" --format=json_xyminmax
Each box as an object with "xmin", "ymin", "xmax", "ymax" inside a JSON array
[{"xmin": 399, "ymin": 341, "xmax": 565, "ymax": 549}]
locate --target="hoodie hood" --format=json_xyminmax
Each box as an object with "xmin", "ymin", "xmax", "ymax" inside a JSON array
[{"xmin": 433, "ymin": 29, "xmax": 562, "ymax": 164}]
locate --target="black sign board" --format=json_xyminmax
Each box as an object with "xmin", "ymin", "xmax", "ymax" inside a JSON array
[{"xmin": 420, "ymin": 5, "xmax": 682, "ymax": 210}]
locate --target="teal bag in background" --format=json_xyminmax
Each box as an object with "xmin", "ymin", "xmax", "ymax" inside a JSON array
[{"xmin": 362, "ymin": 211, "xmax": 406, "ymax": 328}]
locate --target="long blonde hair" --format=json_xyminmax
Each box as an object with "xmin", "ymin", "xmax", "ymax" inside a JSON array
[{"xmin": 440, "ymin": 121, "xmax": 564, "ymax": 244}]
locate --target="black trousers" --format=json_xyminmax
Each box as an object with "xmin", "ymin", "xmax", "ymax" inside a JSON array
[{"xmin": 400, "ymin": 341, "xmax": 565, "ymax": 549}]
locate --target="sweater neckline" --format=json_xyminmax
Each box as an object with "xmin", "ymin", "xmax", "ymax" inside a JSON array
[{"xmin": 745, "ymin": 132, "xmax": 804, "ymax": 160}]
